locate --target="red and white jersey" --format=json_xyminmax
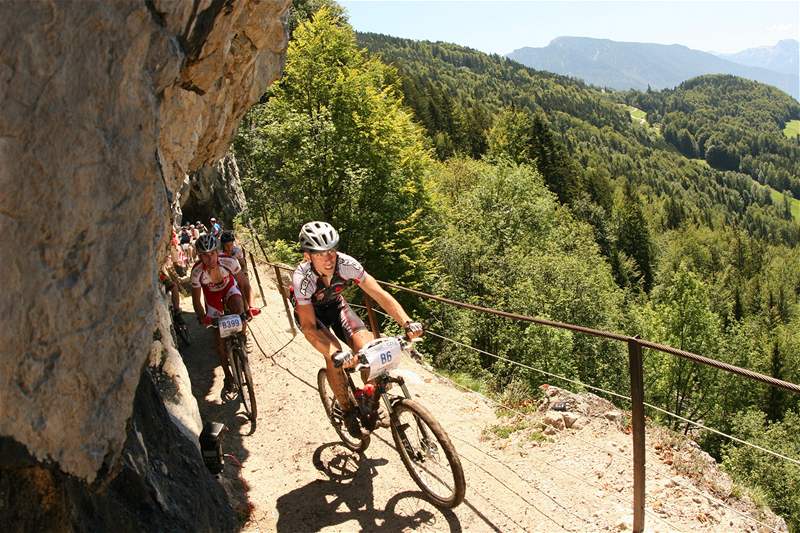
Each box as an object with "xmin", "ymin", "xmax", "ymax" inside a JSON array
[{"xmin": 191, "ymin": 255, "xmax": 241, "ymax": 292}]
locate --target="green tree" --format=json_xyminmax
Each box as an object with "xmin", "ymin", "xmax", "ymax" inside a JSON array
[
  {"xmin": 723, "ymin": 409, "xmax": 800, "ymax": 530},
  {"xmin": 635, "ymin": 263, "xmax": 723, "ymax": 430},
  {"xmin": 235, "ymin": 7, "xmax": 436, "ymax": 286}
]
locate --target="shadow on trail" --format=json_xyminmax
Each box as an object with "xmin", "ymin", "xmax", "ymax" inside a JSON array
[
  {"xmin": 275, "ymin": 442, "xmax": 462, "ymax": 532},
  {"xmin": 178, "ymin": 309, "xmax": 254, "ymax": 524}
]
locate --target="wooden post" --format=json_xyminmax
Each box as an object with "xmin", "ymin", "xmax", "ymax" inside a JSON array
[
  {"xmin": 248, "ymin": 251, "xmax": 267, "ymax": 308},
  {"xmin": 272, "ymin": 264, "xmax": 296, "ymax": 336},
  {"xmin": 628, "ymin": 338, "xmax": 646, "ymax": 533},
  {"xmin": 364, "ymin": 295, "xmax": 381, "ymax": 338}
]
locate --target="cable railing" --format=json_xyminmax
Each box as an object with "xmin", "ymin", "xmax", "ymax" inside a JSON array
[{"xmin": 257, "ymin": 258, "xmax": 796, "ymax": 533}]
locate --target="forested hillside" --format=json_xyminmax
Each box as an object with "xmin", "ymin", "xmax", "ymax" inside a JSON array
[
  {"xmin": 620, "ymin": 75, "xmax": 800, "ymax": 199},
  {"xmin": 235, "ymin": 6, "xmax": 800, "ymax": 528}
]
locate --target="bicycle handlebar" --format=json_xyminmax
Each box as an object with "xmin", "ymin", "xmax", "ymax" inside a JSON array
[{"xmin": 332, "ymin": 334, "xmax": 423, "ymax": 369}]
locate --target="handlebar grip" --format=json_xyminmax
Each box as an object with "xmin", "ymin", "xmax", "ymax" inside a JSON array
[{"xmin": 332, "ymin": 351, "xmax": 351, "ymax": 368}]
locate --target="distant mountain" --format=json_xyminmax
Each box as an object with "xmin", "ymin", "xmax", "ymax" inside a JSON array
[
  {"xmin": 716, "ymin": 39, "xmax": 799, "ymax": 77},
  {"xmin": 507, "ymin": 36, "xmax": 798, "ymax": 99}
]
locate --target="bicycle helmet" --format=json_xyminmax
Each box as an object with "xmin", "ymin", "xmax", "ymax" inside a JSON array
[
  {"xmin": 220, "ymin": 230, "xmax": 235, "ymax": 244},
  {"xmin": 299, "ymin": 221, "xmax": 339, "ymax": 252},
  {"xmin": 195, "ymin": 233, "xmax": 218, "ymax": 253}
]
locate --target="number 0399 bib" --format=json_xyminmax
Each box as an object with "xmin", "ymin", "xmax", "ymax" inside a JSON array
[
  {"xmin": 218, "ymin": 314, "xmax": 243, "ymax": 338},
  {"xmin": 362, "ymin": 337, "xmax": 402, "ymax": 381}
]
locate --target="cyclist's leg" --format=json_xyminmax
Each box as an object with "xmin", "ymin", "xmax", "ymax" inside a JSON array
[
  {"xmin": 316, "ymin": 305, "xmax": 354, "ymax": 410},
  {"xmin": 337, "ymin": 300, "xmax": 372, "ymax": 383}
]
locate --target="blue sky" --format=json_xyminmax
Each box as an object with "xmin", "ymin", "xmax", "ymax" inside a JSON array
[{"xmin": 341, "ymin": 1, "xmax": 800, "ymax": 55}]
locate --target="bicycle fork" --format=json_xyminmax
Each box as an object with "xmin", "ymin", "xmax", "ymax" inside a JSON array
[{"xmin": 383, "ymin": 376, "xmax": 435, "ymax": 461}]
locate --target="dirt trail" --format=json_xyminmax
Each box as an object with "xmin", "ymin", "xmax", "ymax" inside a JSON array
[{"xmin": 178, "ymin": 264, "xmax": 784, "ymax": 533}]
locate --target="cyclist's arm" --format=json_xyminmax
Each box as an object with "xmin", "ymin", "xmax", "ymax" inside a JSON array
[
  {"xmin": 191, "ymin": 286, "xmax": 204, "ymax": 321},
  {"xmin": 358, "ymin": 274, "xmax": 412, "ymax": 327},
  {"xmin": 296, "ymin": 303, "xmax": 342, "ymax": 357},
  {"xmin": 234, "ymin": 269, "xmax": 253, "ymax": 307}
]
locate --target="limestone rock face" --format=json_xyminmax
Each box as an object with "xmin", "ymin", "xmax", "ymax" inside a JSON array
[
  {"xmin": 180, "ymin": 152, "xmax": 248, "ymax": 226},
  {"xmin": 0, "ymin": 371, "xmax": 236, "ymax": 532},
  {"xmin": 0, "ymin": 0, "xmax": 289, "ymax": 482}
]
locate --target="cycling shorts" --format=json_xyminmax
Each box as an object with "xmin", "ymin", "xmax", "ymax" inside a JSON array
[
  {"xmin": 204, "ymin": 278, "xmax": 242, "ymax": 318},
  {"xmin": 295, "ymin": 299, "xmax": 367, "ymax": 347}
]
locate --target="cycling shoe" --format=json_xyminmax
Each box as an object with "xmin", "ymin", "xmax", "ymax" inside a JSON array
[
  {"xmin": 221, "ymin": 377, "xmax": 237, "ymax": 400},
  {"xmin": 343, "ymin": 408, "xmax": 363, "ymax": 438}
]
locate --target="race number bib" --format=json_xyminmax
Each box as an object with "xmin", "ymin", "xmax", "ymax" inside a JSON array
[
  {"xmin": 218, "ymin": 314, "xmax": 243, "ymax": 338},
  {"xmin": 362, "ymin": 337, "xmax": 402, "ymax": 381}
]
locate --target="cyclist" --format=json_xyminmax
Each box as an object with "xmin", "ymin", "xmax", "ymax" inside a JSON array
[
  {"xmin": 160, "ymin": 257, "xmax": 185, "ymax": 327},
  {"xmin": 220, "ymin": 230, "xmax": 247, "ymax": 272},
  {"xmin": 191, "ymin": 233, "xmax": 256, "ymax": 396},
  {"xmin": 290, "ymin": 221, "xmax": 423, "ymax": 437},
  {"xmin": 210, "ymin": 217, "xmax": 222, "ymax": 237}
]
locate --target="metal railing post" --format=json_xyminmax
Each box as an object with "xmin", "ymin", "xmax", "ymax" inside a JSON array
[
  {"xmin": 248, "ymin": 251, "xmax": 267, "ymax": 308},
  {"xmin": 272, "ymin": 264, "xmax": 297, "ymax": 336},
  {"xmin": 628, "ymin": 338, "xmax": 646, "ymax": 533},
  {"xmin": 364, "ymin": 295, "xmax": 381, "ymax": 338}
]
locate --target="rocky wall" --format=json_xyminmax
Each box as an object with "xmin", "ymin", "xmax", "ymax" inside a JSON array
[{"xmin": 0, "ymin": 0, "xmax": 289, "ymax": 483}]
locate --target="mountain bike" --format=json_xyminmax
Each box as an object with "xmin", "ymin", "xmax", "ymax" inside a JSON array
[
  {"xmin": 170, "ymin": 303, "xmax": 191, "ymax": 347},
  {"xmin": 317, "ymin": 335, "xmax": 466, "ymax": 508},
  {"xmin": 208, "ymin": 313, "xmax": 257, "ymax": 426}
]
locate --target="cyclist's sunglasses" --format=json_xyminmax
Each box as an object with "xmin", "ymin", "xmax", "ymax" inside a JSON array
[{"xmin": 311, "ymin": 248, "xmax": 337, "ymax": 257}]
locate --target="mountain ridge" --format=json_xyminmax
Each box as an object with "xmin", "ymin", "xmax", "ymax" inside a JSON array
[
  {"xmin": 507, "ymin": 36, "xmax": 799, "ymax": 99},
  {"xmin": 715, "ymin": 39, "xmax": 799, "ymax": 76}
]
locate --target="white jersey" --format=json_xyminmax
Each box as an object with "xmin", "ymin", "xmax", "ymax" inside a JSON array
[
  {"xmin": 190, "ymin": 255, "xmax": 241, "ymax": 292},
  {"xmin": 291, "ymin": 252, "xmax": 366, "ymax": 306}
]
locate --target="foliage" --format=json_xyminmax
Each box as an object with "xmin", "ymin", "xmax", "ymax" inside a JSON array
[
  {"xmin": 425, "ymin": 158, "xmax": 627, "ymax": 394},
  {"xmin": 235, "ymin": 8, "xmax": 436, "ymax": 287},
  {"xmin": 723, "ymin": 409, "xmax": 800, "ymax": 529},
  {"xmin": 622, "ymin": 75, "xmax": 800, "ymax": 199}
]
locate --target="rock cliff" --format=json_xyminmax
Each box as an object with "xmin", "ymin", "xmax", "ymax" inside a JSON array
[
  {"xmin": 0, "ymin": 0, "xmax": 289, "ymax": 524},
  {"xmin": 179, "ymin": 152, "xmax": 247, "ymax": 227}
]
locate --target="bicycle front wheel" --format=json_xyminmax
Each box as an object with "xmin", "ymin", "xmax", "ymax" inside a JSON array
[
  {"xmin": 233, "ymin": 339, "xmax": 257, "ymax": 425},
  {"xmin": 317, "ymin": 368, "xmax": 369, "ymax": 452},
  {"xmin": 390, "ymin": 399, "xmax": 465, "ymax": 508}
]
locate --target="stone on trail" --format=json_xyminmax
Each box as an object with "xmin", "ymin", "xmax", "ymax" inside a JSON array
[{"xmin": 543, "ymin": 411, "xmax": 565, "ymax": 430}]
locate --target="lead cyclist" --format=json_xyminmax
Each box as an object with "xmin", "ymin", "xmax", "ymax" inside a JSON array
[{"xmin": 290, "ymin": 221, "xmax": 423, "ymax": 438}]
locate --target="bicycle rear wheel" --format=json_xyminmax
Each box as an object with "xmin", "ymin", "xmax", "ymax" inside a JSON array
[
  {"xmin": 390, "ymin": 399, "xmax": 465, "ymax": 508},
  {"xmin": 317, "ymin": 368, "xmax": 369, "ymax": 452}
]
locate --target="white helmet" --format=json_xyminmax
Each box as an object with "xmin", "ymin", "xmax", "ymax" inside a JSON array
[
  {"xmin": 195, "ymin": 233, "xmax": 218, "ymax": 253},
  {"xmin": 299, "ymin": 221, "xmax": 339, "ymax": 252}
]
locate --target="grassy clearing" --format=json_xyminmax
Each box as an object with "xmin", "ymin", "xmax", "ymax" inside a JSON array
[
  {"xmin": 767, "ymin": 187, "xmax": 800, "ymax": 221},
  {"xmin": 625, "ymin": 105, "xmax": 647, "ymax": 124},
  {"xmin": 624, "ymin": 105, "xmax": 648, "ymax": 125},
  {"xmin": 783, "ymin": 119, "xmax": 800, "ymax": 139},
  {"xmin": 623, "ymin": 104, "xmax": 660, "ymax": 136}
]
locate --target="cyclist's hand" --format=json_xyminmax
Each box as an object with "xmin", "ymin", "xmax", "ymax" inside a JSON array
[
  {"xmin": 404, "ymin": 320, "xmax": 424, "ymax": 340},
  {"xmin": 201, "ymin": 315, "xmax": 213, "ymax": 327},
  {"xmin": 332, "ymin": 349, "xmax": 354, "ymax": 369},
  {"xmin": 248, "ymin": 307, "xmax": 261, "ymax": 319}
]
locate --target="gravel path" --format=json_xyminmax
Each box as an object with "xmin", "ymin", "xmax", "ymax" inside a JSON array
[{"xmin": 178, "ymin": 264, "xmax": 786, "ymax": 533}]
